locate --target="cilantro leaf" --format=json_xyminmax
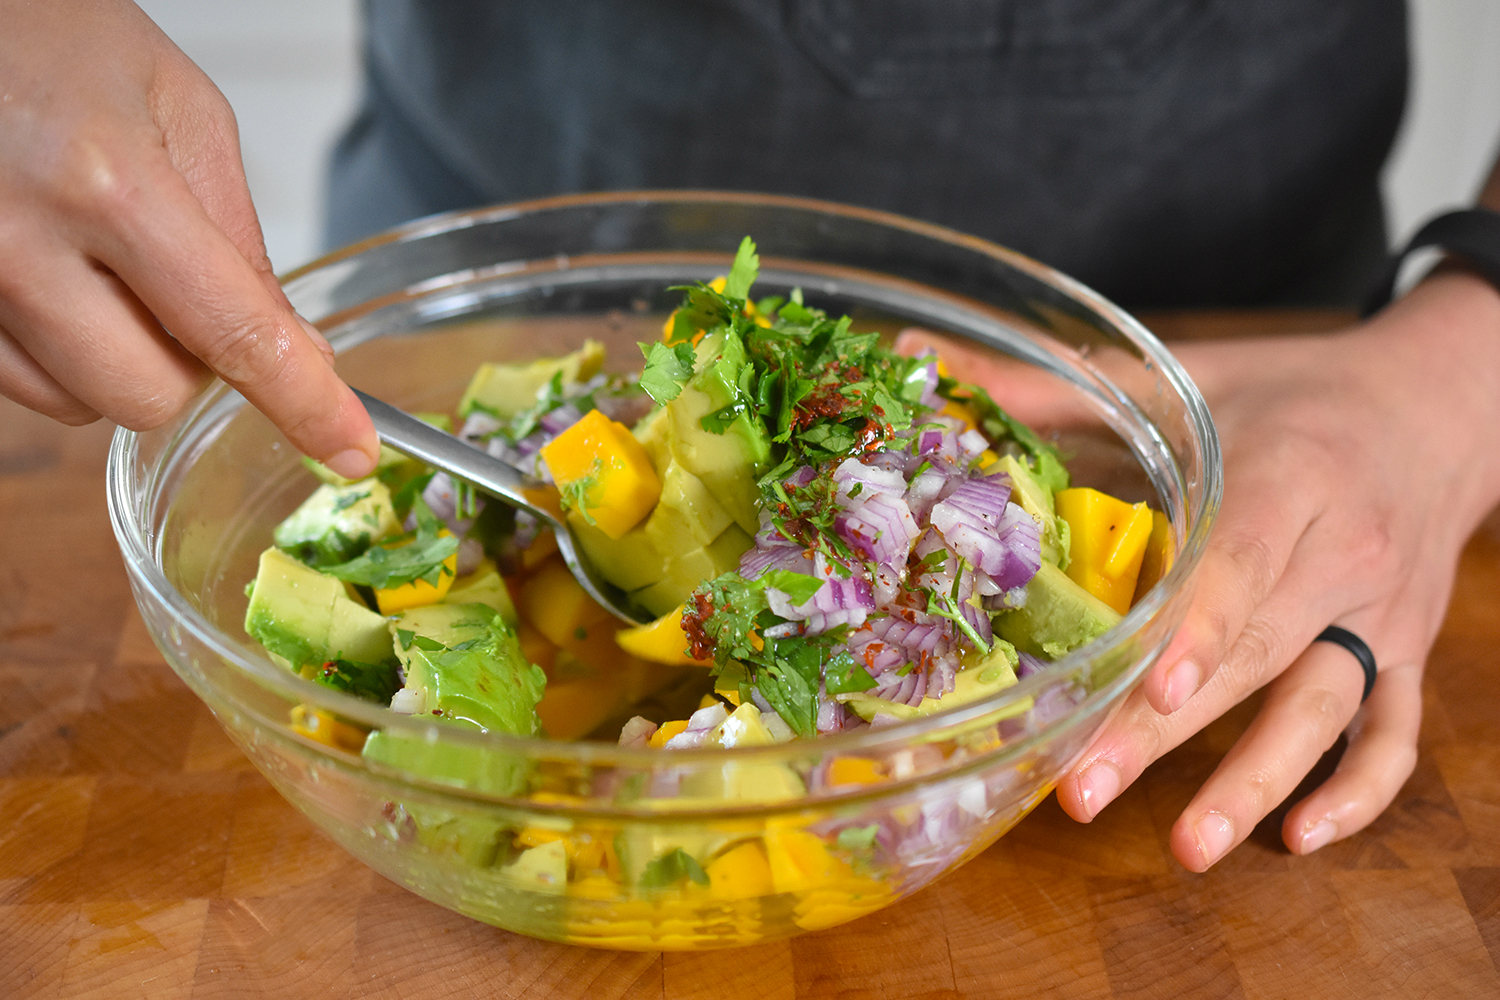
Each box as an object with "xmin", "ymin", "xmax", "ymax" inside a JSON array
[
  {"xmin": 823, "ymin": 648, "xmax": 877, "ymax": 695},
  {"xmin": 314, "ymin": 657, "xmax": 401, "ymax": 703},
  {"xmin": 758, "ymin": 568, "xmax": 823, "ymax": 605},
  {"xmin": 639, "ymin": 341, "xmax": 698, "ymax": 405},
  {"xmin": 557, "ymin": 459, "xmax": 601, "ymax": 525},
  {"xmin": 722, "ymin": 236, "xmax": 760, "ymax": 301},
  {"xmin": 756, "ymin": 644, "xmax": 821, "ymax": 738},
  {"xmin": 321, "ymin": 495, "xmax": 458, "ymax": 590},
  {"xmin": 639, "ymin": 847, "xmax": 709, "ymax": 889}
]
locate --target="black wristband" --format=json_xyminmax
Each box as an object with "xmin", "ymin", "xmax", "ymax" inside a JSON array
[{"xmin": 1361, "ymin": 208, "xmax": 1500, "ymax": 317}]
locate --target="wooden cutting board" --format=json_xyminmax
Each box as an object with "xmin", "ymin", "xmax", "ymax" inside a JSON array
[{"xmin": 4, "ymin": 312, "xmax": 1500, "ymax": 999}]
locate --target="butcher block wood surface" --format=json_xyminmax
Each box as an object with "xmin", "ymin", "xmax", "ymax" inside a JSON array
[{"xmin": 4, "ymin": 311, "xmax": 1500, "ymax": 999}]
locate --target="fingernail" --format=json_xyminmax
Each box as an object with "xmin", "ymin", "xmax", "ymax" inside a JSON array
[
  {"xmin": 324, "ymin": 448, "xmax": 375, "ymax": 480},
  {"xmin": 1300, "ymin": 820, "xmax": 1338, "ymax": 854},
  {"xmin": 296, "ymin": 313, "xmax": 336, "ymax": 365},
  {"xmin": 1077, "ymin": 761, "xmax": 1121, "ymax": 820},
  {"xmin": 1163, "ymin": 659, "xmax": 1201, "ymax": 714},
  {"xmin": 1194, "ymin": 811, "xmax": 1235, "ymax": 867}
]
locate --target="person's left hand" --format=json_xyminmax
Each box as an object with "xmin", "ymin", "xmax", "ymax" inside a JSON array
[{"xmin": 901, "ymin": 270, "xmax": 1500, "ymax": 870}]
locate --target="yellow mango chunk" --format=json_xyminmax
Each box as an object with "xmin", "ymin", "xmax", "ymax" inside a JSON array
[
  {"xmin": 825, "ymin": 757, "xmax": 887, "ymax": 788},
  {"xmin": 1132, "ymin": 508, "xmax": 1175, "ymax": 604},
  {"xmin": 939, "ymin": 399, "xmax": 979, "ymax": 429},
  {"xmin": 517, "ymin": 556, "xmax": 616, "ymax": 649},
  {"xmin": 615, "ymin": 603, "xmax": 709, "ymax": 666},
  {"xmin": 540, "ymin": 409, "xmax": 662, "ymax": 540},
  {"xmin": 289, "ymin": 705, "xmax": 367, "ymax": 752},
  {"xmin": 764, "ymin": 823, "xmax": 852, "ymax": 895},
  {"xmin": 1055, "ymin": 487, "xmax": 1154, "ymax": 614},
  {"xmin": 372, "ymin": 529, "xmax": 457, "ymax": 614},
  {"xmin": 706, "ymin": 842, "xmax": 774, "ymax": 901},
  {"xmin": 648, "ymin": 720, "xmax": 689, "ymax": 748}
]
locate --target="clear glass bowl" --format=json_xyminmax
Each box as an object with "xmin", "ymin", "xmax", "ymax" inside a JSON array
[{"xmin": 107, "ymin": 192, "xmax": 1220, "ymax": 950}]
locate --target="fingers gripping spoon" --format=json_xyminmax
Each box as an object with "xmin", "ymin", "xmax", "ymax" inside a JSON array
[{"xmin": 352, "ymin": 389, "xmax": 648, "ymax": 625}]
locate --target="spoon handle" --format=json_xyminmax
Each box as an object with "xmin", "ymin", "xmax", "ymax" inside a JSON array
[{"xmin": 353, "ymin": 389, "xmax": 540, "ymax": 515}]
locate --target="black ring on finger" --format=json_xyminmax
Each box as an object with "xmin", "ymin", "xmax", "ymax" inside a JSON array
[{"xmin": 1314, "ymin": 625, "xmax": 1378, "ymax": 702}]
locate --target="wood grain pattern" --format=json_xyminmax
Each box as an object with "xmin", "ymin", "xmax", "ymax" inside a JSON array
[{"xmin": 4, "ymin": 311, "xmax": 1499, "ymax": 998}]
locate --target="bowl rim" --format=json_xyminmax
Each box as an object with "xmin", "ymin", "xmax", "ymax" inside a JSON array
[{"xmin": 108, "ymin": 189, "xmax": 1221, "ymax": 805}]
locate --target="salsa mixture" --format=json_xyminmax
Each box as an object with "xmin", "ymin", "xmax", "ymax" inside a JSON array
[{"xmin": 244, "ymin": 238, "xmax": 1171, "ymax": 758}]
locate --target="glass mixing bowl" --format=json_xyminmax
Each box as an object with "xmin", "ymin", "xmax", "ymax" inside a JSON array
[{"xmin": 107, "ymin": 192, "xmax": 1220, "ymax": 950}]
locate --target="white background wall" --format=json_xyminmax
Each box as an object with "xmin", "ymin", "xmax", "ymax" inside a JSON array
[{"xmin": 136, "ymin": 0, "xmax": 1500, "ymax": 278}]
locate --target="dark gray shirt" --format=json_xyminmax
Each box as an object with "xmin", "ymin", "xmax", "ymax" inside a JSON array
[{"xmin": 326, "ymin": 0, "xmax": 1407, "ymax": 308}]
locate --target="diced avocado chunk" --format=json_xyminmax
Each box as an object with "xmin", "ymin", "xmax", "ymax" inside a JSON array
[
  {"xmin": 274, "ymin": 480, "xmax": 399, "ymax": 567},
  {"xmin": 662, "ymin": 330, "xmax": 771, "ymax": 534},
  {"xmin": 386, "ymin": 603, "xmax": 546, "ymax": 736},
  {"xmin": 632, "ymin": 405, "xmax": 672, "ymax": 476},
  {"xmin": 994, "ymin": 454, "xmax": 1070, "ymax": 569},
  {"xmin": 361, "ymin": 603, "xmax": 544, "ymax": 800},
  {"xmin": 994, "ymin": 561, "xmax": 1122, "ymax": 660},
  {"xmin": 841, "ymin": 639, "xmax": 1025, "ymax": 722},
  {"xmin": 440, "ymin": 558, "xmax": 519, "ymax": 626},
  {"xmin": 501, "ymin": 838, "xmax": 568, "ymax": 893},
  {"xmin": 571, "ymin": 517, "xmax": 668, "ymax": 593},
  {"xmin": 629, "ymin": 524, "xmax": 752, "ymax": 618},
  {"xmin": 459, "ymin": 340, "xmax": 605, "ymax": 419},
  {"xmin": 244, "ymin": 547, "xmax": 395, "ymax": 670},
  {"xmin": 643, "ymin": 460, "xmax": 734, "ymax": 555}
]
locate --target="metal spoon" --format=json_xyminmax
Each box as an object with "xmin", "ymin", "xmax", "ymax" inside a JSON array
[{"xmin": 352, "ymin": 389, "xmax": 648, "ymax": 625}]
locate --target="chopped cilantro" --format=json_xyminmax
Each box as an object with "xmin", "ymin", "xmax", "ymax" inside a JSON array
[
  {"xmin": 639, "ymin": 341, "xmax": 698, "ymax": 405},
  {"xmin": 823, "ymin": 648, "xmax": 877, "ymax": 695},
  {"xmin": 758, "ymin": 568, "xmax": 824, "ymax": 606},
  {"xmin": 836, "ymin": 824, "xmax": 881, "ymax": 850},
  {"xmin": 330, "ymin": 490, "xmax": 371, "ymax": 513},
  {"xmin": 722, "ymin": 236, "xmax": 760, "ymax": 301},
  {"xmin": 321, "ymin": 495, "xmax": 458, "ymax": 590},
  {"xmin": 639, "ymin": 848, "xmax": 709, "ymax": 889},
  {"xmin": 314, "ymin": 657, "xmax": 401, "ymax": 704},
  {"xmin": 557, "ymin": 460, "xmax": 602, "ymax": 525}
]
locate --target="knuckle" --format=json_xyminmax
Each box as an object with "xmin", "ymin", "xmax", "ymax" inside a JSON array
[
  {"xmin": 54, "ymin": 125, "xmax": 155, "ymax": 224},
  {"xmin": 1340, "ymin": 513, "xmax": 1397, "ymax": 577},
  {"xmin": 1223, "ymin": 620, "xmax": 1283, "ymax": 692},
  {"xmin": 125, "ymin": 377, "xmax": 210, "ymax": 431},
  {"xmin": 1219, "ymin": 530, "xmax": 1281, "ymax": 602},
  {"xmin": 1287, "ymin": 684, "xmax": 1352, "ymax": 745},
  {"xmin": 197, "ymin": 315, "xmax": 291, "ymax": 388}
]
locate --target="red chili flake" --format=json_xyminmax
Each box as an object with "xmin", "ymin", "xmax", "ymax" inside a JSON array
[
  {"xmin": 682, "ymin": 592, "xmax": 718, "ymax": 662},
  {"xmin": 856, "ymin": 417, "xmax": 885, "ymax": 452}
]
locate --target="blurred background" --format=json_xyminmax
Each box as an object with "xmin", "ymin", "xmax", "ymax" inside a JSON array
[{"xmin": 136, "ymin": 0, "xmax": 1500, "ymax": 279}]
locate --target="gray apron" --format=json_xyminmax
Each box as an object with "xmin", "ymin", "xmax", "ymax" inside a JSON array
[{"xmin": 326, "ymin": 0, "xmax": 1407, "ymax": 308}]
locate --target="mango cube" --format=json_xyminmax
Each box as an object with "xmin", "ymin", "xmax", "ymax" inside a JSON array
[
  {"xmin": 540, "ymin": 409, "xmax": 662, "ymax": 540},
  {"xmin": 706, "ymin": 842, "xmax": 774, "ymax": 901},
  {"xmin": 615, "ymin": 603, "xmax": 709, "ymax": 666},
  {"xmin": 1132, "ymin": 508, "xmax": 1175, "ymax": 604},
  {"xmin": 1055, "ymin": 487, "xmax": 1154, "ymax": 614},
  {"xmin": 517, "ymin": 555, "xmax": 616, "ymax": 649},
  {"xmin": 372, "ymin": 529, "xmax": 457, "ymax": 615}
]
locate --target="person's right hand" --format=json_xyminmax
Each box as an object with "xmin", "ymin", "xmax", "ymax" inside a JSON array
[{"xmin": 0, "ymin": 0, "xmax": 377, "ymax": 478}]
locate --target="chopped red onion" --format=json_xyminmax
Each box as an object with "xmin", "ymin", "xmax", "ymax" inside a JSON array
[
  {"xmin": 618, "ymin": 716, "xmax": 657, "ymax": 748},
  {"xmin": 663, "ymin": 702, "xmax": 729, "ymax": 748}
]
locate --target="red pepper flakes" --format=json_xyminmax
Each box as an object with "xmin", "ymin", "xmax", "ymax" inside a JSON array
[{"xmin": 682, "ymin": 592, "xmax": 718, "ymax": 662}]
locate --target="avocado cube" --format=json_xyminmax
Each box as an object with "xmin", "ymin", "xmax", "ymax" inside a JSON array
[
  {"xmin": 274, "ymin": 480, "xmax": 398, "ymax": 567},
  {"xmin": 244, "ymin": 547, "xmax": 395, "ymax": 670}
]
